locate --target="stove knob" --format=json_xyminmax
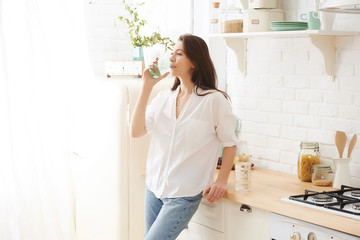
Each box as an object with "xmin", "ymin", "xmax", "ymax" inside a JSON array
[
  {"xmin": 308, "ymin": 232, "xmax": 317, "ymax": 240},
  {"xmin": 290, "ymin": 232, "xmax": 301, "ymax": 240}
]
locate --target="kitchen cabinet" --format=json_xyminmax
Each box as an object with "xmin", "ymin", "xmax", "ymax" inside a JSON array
[
  {"xmin": 177, "ymin": 197, "xmax": 271, "ymax": 240},
  {"xmin": 209, "ymin": 30, "xmax": 360, "ymax": 81},
  {"xmin": 224, "ymin": 199, "xmax": 270, "ymax": 240},
  {"xmin": 175, "ymin": 168, "xmax": 360, "ymax": 238},
  {"xmin": 176, "ymin": 167, "xmax": 360, "ymax": 239},
  {"xmin": 191, "ymin": 198, "xmax": 225, "ymax": 232},
  {"xmin": 177, "ymin": 198, "xmax": 225, "ymax": 240}
]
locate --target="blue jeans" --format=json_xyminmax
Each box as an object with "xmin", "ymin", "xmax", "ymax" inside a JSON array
[{"xmin": 144, "ymin": 188, "xmax": 203, "ymax": 240}]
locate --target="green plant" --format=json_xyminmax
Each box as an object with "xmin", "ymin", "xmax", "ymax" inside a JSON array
[{"xmin": 116, "ymin": 0, "xmax": 175, "ymax": 51}]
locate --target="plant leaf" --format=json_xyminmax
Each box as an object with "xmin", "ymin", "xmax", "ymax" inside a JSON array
[{"xmin": 116, "ymin": 1, "xmax": 175, "ymax": 49}]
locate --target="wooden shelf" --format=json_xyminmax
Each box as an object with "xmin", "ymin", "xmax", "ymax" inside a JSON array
[
  {"xmin": 209, "ymin": 30, "xmax": 360, "ymax": 38},
  {"xmin": 209, "ymin": 30, "xmax": 360, "ymax": 81}
]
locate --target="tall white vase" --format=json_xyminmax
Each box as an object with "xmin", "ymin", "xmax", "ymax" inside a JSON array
[{"xmin": 332, "ymin": 158, "xmax": 352, "ymax": 189}]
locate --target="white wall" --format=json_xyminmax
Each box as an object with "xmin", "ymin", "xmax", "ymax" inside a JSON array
[
  {"xmin": 84, "ymin": 0, "xmax": 133, "ymax": 76},
  {"xmin": 227, "ymin": 0, "xmax": 360, "ymax": 186},
  {"xmin": 228, "ymin": 36, "xmax": 360, "ymax": 185},
  {"xmin": 84, "ymin": 0, "xmax": 192, "ymax": 76}
]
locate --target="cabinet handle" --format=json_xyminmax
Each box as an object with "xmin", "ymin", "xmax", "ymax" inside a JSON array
[{"xmin": 239, "ymin": 204, "xmax": 252, "ymax": 213}]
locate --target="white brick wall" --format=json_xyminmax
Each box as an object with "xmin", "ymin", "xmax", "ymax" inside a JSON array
[
  {"xmin": 85, "ymin": 0, "xmax": 192, "ymax": 76},
  {"xmin": 227, "ymin": 1, "xmax": 360, "ymax": 186},
  {"xmin": 84, "ymin": 0, "xmax": 133, "ymax": 75}
]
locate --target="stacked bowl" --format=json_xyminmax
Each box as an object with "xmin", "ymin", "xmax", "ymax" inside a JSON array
[{"xmin": 270, "ymin": 21, "xmax": 308, "ymax": 31}]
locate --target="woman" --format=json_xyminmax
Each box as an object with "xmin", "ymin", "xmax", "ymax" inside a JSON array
[{"xmin": 130, "ymin": 34, "xmax": 237, "ymax": 240}]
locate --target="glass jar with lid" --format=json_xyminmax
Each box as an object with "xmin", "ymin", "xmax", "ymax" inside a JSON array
[
  {"xmin": 221, "ymin": 7, "xmax": 243, "ymax": 33},
  {"xmin": 297, "ymin": 142, "xmax": 320, "ymax": 182},
  {"xmin": 311, "ymin": 165, "xmax": 334, "ymax": 186},
  {"xmin": 210, "ymin": 2, "xmax": 221, "ymax": 34}
]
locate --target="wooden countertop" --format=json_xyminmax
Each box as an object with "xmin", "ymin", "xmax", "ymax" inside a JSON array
[{"xmin": 224, "ymin": 167, "xmax": 360, "ymax": 237}]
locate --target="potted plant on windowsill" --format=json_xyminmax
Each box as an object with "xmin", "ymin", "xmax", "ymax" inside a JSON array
[{"xmin": 116, "ymin": 0, "xmax": 175, "ymax": 62}]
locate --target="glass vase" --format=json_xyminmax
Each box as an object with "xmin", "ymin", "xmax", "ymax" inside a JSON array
[{"xmin": 133, "ymin": 46, "xmax": 144, "ymax": 61}]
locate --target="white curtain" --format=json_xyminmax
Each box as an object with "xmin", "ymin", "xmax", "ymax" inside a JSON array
[{"xmin": 0, "ymin": 0, "xmax": 93, "ymax": 239}]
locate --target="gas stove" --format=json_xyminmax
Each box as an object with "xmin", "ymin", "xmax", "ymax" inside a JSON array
[
  {"xmin": 283, "ymin": 185, "xmax": 360, "ymax": 220},
  {"xmin": 273, "ymin": 186, "xmax": 360, "ymax": 240}
]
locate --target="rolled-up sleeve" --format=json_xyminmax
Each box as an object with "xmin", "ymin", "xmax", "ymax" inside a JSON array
[{"xmin": 214, "ymin": 94, "xmax": 238, "ymax": 148}]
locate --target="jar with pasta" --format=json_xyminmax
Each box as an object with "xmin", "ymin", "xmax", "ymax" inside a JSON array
[{"xmin": 297, "ymin": 142, "xmax": 320, "ymax": 182}]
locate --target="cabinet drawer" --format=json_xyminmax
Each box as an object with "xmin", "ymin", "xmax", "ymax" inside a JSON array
[
  {"xmin": 191, "ymin": 198, "xmax": 224, "ymax": 232},
  {"xmin": 225, "ymin": 199, "xmax": 270, "ymax": 240},
  {"xmin": 177, "ymin": 221, "xmax": 224, "ymax": 240}
]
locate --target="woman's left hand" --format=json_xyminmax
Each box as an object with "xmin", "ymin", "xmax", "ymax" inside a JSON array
[
  {"xmin": 202, "ymin": 146, "xmax": 236, "ymax": 203},
  {"xmin": 202, "ymin": 180, "xmax": 227, "ymax": 203}
]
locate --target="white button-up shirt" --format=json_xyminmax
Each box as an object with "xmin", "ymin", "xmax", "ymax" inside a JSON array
[{"xmin": 145, "ymin": 86, "xmax": 238, "ymax": 198}]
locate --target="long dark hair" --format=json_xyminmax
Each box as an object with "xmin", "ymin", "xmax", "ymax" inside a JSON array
[{"xmin": 170, "ymin": 34, "xmax": 229, "ymax": 100}]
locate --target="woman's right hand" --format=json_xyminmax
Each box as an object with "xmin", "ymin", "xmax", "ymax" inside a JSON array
[
  {"xmin": 130, "ymin": 58, "xmax": 169, "ymax": 138},
  {"xmin": 142, "ymin": 58, "xmax": 170, "ymax": 90}
]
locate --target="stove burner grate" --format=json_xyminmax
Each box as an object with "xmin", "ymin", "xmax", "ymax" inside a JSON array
[
  {"xmin": 311, "ymin": 194, "xmax": 334, "ymax": 203},
  {"xmin": 351, "ymin": 190, "xmax": 360, "ymax": 197},
  {"xmin": 353, "ymin": 203, "xmax": 360, "ymax": 210},
  {"xmin": 289, "ymin": 186, "xmax": 360, "ymax": 218}
]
